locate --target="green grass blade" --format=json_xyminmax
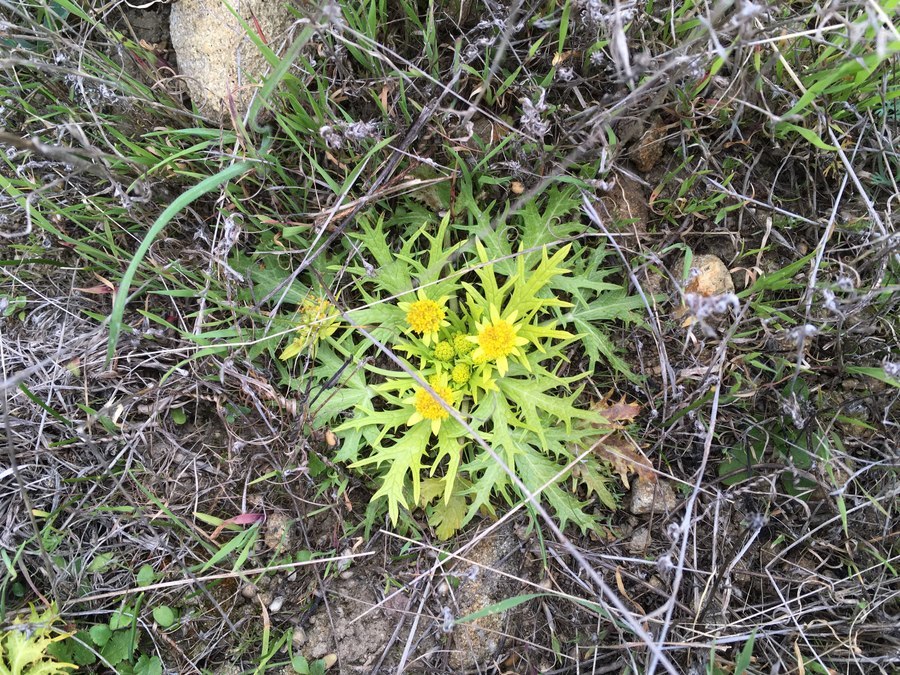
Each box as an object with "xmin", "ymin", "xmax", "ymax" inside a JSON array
[
  {"xmin": 734, "ymin": 631, "xmax": 756, "ymax": 675},
  {"xmin": 455, "ymin": 593, "xmax": 544, "ymax": 624},
  {"xmin": 106, "ymin": 161, "xmax": 252, "ymax": 364}
]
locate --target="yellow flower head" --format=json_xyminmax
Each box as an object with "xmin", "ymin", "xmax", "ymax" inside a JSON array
[
  {"xmin": 468, "ymin": 305, "xmax": 529, "ymax": 377},
  {"xmin": 398, "ymin": 289, "xmax": 449, "ymax": 346},
  {"xmin": 406, "ymin": 374, "xmax": 456, "ymax": 435}
]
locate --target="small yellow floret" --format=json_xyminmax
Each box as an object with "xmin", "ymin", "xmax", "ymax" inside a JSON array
[
  {"xmin": 478, "ymin": 320, "xmax": 518, "ymax": 359},
  {"xmin": 451, "ymin": 363, "xmax": 471, "ymax": 385},
  {"xmin": 434, "ymin": 341, "xmax": 455, "ymax": 362},
  {"xmin": 469, "ymin": 306, "xmax": 529, "ymax": 376},
  {"xmin": 453, "ymin": 333, "xmax": 475, "ymax": 356},
  {"xmin": 414, "ymin": 385, "xmax": 453, "ymax": 421},
  {"xmin": 399, "ymin": 291, "xmax": 449, "ymax": 346}
]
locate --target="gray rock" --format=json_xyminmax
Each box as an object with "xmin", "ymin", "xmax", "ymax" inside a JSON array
[
  {"xmin": 627, "ymin": 526, "xmax": 651, "ymax": 554},
  {"xmin": 170, "ymin": 0, "xmax": 294, "ymax": 120}
]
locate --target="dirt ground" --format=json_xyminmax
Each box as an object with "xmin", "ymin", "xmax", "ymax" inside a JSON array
[{"xmin": 1, "ymin": 1, "xmax": 898, "ymax": 674}]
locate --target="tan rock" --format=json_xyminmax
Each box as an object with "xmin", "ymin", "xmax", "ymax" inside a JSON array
[
  {"xmin": 629, "ymin": 477, "xmax": 677, "ymax": 515},
  {"xmin": 685, "ymin": 254, "xmax": 735, "ymax": 296},
  {"xmin": 627, "ymin": 526, "xmax": 651, "ymax": 554},
  {"xmin": 170, "ymin": 0, "xmax": 294, "ymax": 120},
  {"xmin": 675, "ymin": 254, "xmax": 737, "ymax": 329}
]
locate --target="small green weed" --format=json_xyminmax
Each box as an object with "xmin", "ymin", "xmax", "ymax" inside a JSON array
[
  {"xmin": 289, "ymin": 652, "xmax": 333, "ymax": 675},
  {"xmin": 719, "ymin": 378, "xmax": 834, "ymax": 498},
  {"xmin": 47, "ymin": 602, "xmax": 162, "ymax": 675}
]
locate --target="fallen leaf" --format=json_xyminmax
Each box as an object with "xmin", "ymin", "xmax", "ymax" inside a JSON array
[
  {"xmin": 76, "ymin": 284, "xmax": 113, "ymax": 295},
  {"xmin": 581, "ymin": 395, "xmax": 651, "ymax": 490},
  {"xmin": 590, "ymin": 394, "xmax": 641, "ymax": 426},
  {"xmin": 210, "ymin": 512, "xmax": 265, "ymax": 541},
  {"xmin": 591, "ymin": 435, "xmax": 654, "ymax": 490}
]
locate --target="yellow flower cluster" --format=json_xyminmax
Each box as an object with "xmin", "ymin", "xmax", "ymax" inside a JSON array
[
  {"xmin": 398, "ymin": 289, "xmax": 534, "ymax": 434},
  {"xmin": 279, "ymin": 294, "xmax": 340, "ymax": 361},
  {"xmin": 468, "ymin": 307, "xmax": 528, "ymax": 377}
]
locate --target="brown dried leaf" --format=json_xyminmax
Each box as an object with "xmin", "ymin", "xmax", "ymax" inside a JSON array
[
  {"xmin": 589, "ymin": 394, "xmax": 641, "ymax": 428},
  {"xmin": 591, "ymin": 435, "xmax": 655, "ymax": 490}
]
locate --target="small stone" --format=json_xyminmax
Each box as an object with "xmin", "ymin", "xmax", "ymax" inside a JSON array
[
  {"xmin": 291, "ymin": 627, "xmax": 307, "ymax": 647},
  {"xmin": 382, "ymin": 590, "xmax": 408, "ymax": 616},
  {"xmin": 685, "ymin": 255, "xmax": 735, "ymax": 297},
  {"xmin": 240, "ymin": 584, "xmax": 257, "ymax": 599},
  {"xmin": 339, "ymin": 570, "xmax": 354, "ymax": 580},
  {"xmin": 322, "ymin": 654, "xmax": 338, "ymax": 670},
  {"xmin": 675, "ymin": 254, "xmax": 736, "ymax": 327},
  {"xmin": 627, "ymin": 527, "xmax": 651, "ymax": 554},
  {"xmin": 335, "ymin": 550, "xmax": 352, "ymax": 573},
  {"xmin": 629, "ymin": 477, "xmax": 677, "ymax": 515},
  {"xmin": 263, "ymin": 512, "xmax": 292, "ymax": 552},
  {"xmin": 269, "ymin": 596, "xmax": 285, "ymax": 613}
]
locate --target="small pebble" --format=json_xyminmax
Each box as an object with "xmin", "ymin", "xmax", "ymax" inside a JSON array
[
  {"xmin": 336, "ymin": 550, "xmax": 352, "ymax": 572},
  {"xmin": 627, "ymin": 527, "xmax": 651, "ymax": 554},
  {"xmin": 240, "ymin": 584, "xmax": 257, "ymax": 599},
  {"xmin": 268, "ymin": 596, "xmax": 285, "ymax": 612},
  {"xmin": 291, "ymin": 627, "xmax": 307, "ymax": 647},
  {"xmin": 629, "ymin": 477, "xmax": 678, "ymax": 515}
]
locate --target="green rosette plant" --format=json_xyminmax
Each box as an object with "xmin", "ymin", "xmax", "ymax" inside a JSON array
[{"xmin": 275, "ymin": 188, "xmax": 646, "ymax": 538}]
